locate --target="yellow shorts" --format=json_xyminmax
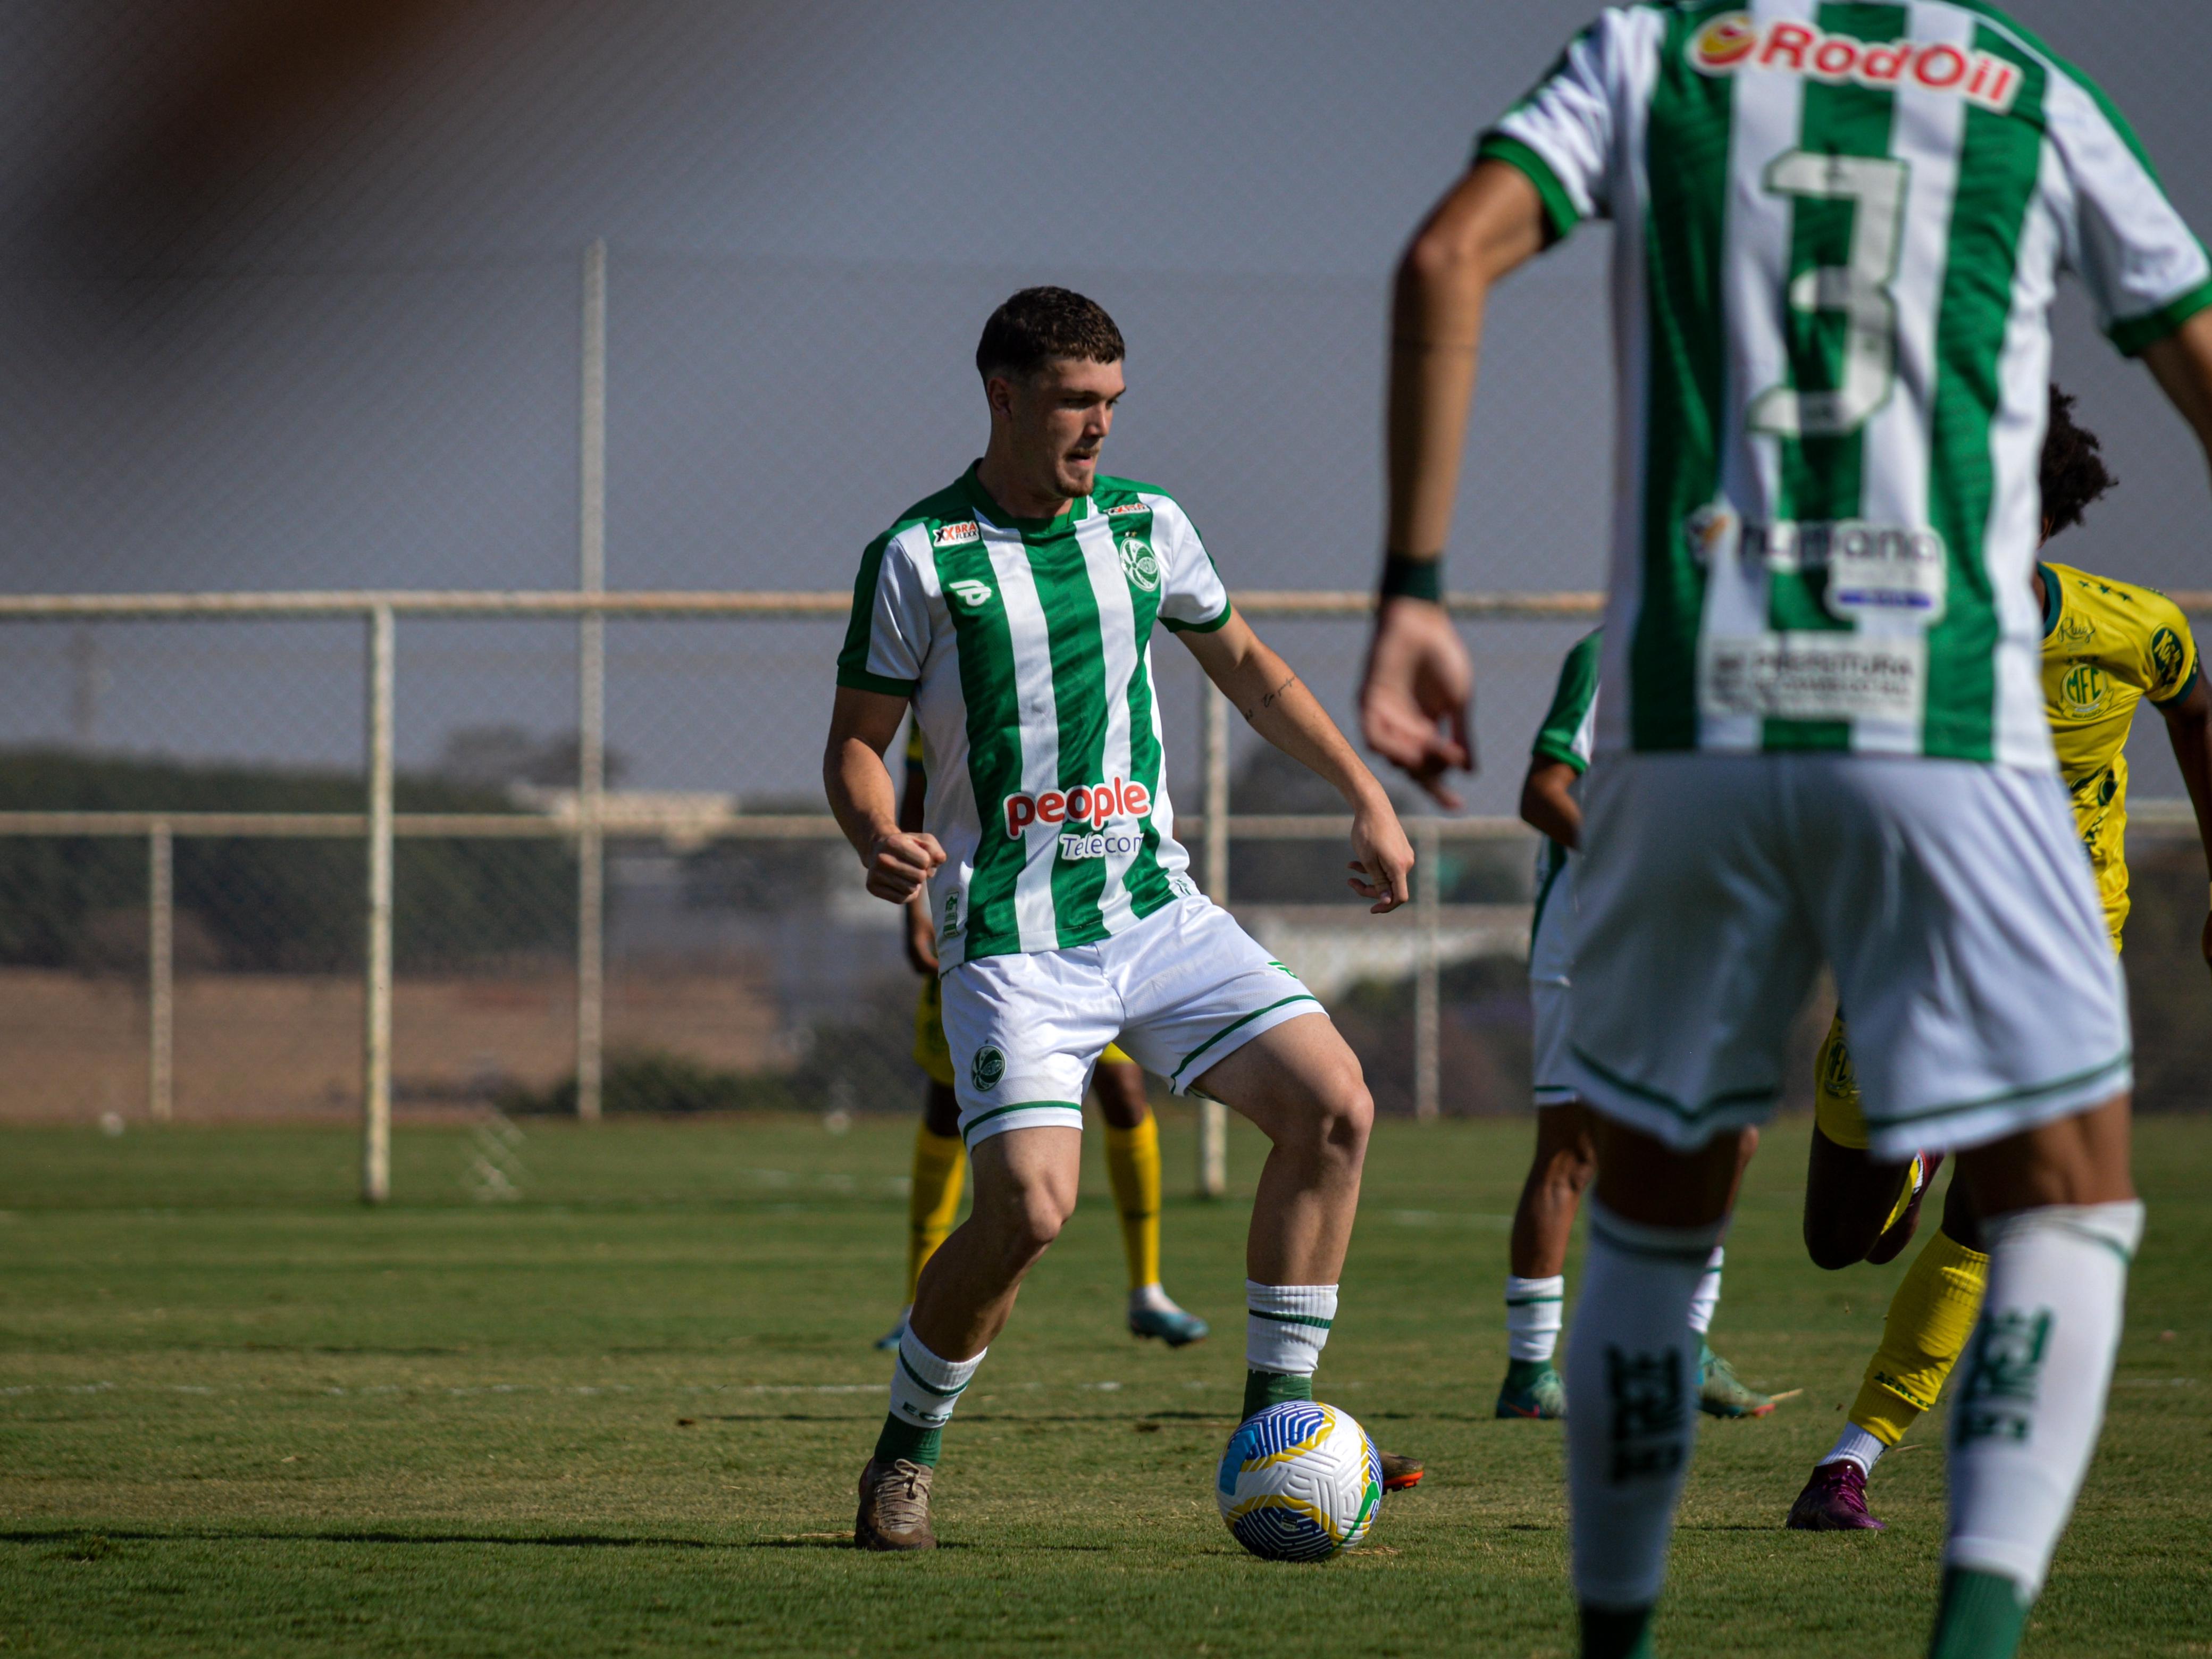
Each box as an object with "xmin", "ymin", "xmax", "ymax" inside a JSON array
[
  {"xmin": 914, "ymin": 977, "xmax": 1131, "ymax": 1087},
  {"xmin": 1813, "ymin": 1012, "xmax": 1870, "ymax": 1151}
]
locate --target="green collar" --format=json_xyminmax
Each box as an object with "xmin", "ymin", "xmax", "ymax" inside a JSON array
[
  {"xmin": 961, "ymin": 462, "xmax": 1085, "ymax": 538},
  {"xmin": 2039, "ymin": 563, "xmax": 2060, "ymax": 640}
]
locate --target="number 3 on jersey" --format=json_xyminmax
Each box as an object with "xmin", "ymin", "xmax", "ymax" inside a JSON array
[{"xmin": 1749, "ymin": 150, "xmax": 1910, "ymax": 439}]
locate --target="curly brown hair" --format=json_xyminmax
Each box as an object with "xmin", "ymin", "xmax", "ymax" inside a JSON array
[
  {"xmin": 2040, "ymin": 384, "xmax": 2116, "ymax": 539},
  {"xmin": 976, "ymin": 287, "xmax": 1124, "ymax": 382}
]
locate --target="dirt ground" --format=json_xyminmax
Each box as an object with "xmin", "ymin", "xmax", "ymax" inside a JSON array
[{"xmin": 0, "ymin": 964, "xmax": 784, "ymax": 1121}]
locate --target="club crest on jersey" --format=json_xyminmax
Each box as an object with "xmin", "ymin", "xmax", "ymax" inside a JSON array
[
  {"xmin": 2059, "ymin": 661, "xmax": 2109, "ymax": 719},
  {"xmin": 945, "ymin": 578, "xmax": 995, "ymax": 610},
  {"xmin": 1118, "ymin": 536, "xmax": 1162, "ymax": 592},
  {"xmin": 971, "ymin": 1045, "xmax": 1005, "ymax": 1092},
  {"xmin": 1002, "ymin": 776, "xmax": 1152, "ymax": 839},
  {"xmin": 932, "ymin": 520, "xmax": 981, "ymax": 547},
  {"xmin": 1689, "ymin": 13, "xmax": 2023, "ymax": 114}
]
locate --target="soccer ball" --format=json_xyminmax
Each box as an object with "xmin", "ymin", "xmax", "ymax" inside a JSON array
[{"xmin": 1215, "ymin": 1400, "xmax": 1381, "ymax": 1561}]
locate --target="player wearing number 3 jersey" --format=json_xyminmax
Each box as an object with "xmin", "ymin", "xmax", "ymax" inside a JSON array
[
  {"xmin": 1366, "ymin": 4, "xmax": 2212, "ymax": 1655},
  {"xmin": 827, "ymin": 287, "xmax": 1413, "ymax": 1551}
]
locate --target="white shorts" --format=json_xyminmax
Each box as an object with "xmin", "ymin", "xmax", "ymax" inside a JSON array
[
  {"xmin": 938, "ymin": 895, "xmax": 1324, "ymax": 1147},
  {"xmin": 1566, "ymin": 753, "xmax": 2130, "ymax": 1162},
  {"xmin": 1529, "ymin": 848, "xmax": 1579, "ymax": 1109}
]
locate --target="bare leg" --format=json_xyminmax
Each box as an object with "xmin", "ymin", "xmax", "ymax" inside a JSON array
[
  {"xmin": 906, "ymin": 1127, "xmax": 1083, "ymax": 1362},
  {"xmin": 1510, "ymin": 1102, "xmax": 1597, "ymax": 1279},
  {"xmin": 1091, "ymin": 1059, "xmax": 1150, "ymax": 1130},
  {"xmin": 1189, "ymin": 1011, "xmax": 1373, "ymax": 1285},
  {"xmin": 1803, "ymin": 1125, "xmax": 1921, "ymax": 1269}
]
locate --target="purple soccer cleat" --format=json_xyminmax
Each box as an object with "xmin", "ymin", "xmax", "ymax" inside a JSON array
[{"xmin": 1786, "ymin": 1460, "xmax": 1886, "ymax": 1531}]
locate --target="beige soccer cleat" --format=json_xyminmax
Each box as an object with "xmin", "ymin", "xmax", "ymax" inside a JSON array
[{"xmin": 853, "ymin": 1457, "xmax": 937, "ymax": 1552}]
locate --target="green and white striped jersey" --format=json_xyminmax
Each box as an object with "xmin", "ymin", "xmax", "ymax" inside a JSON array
[
  {"xmin": 1531, "ymin": 627, "xmax": 1603, "ymax": 883},
  {"xmin": 838, "ymin": 464, "xmax": 1232, "ymax": 967},
  {"xmin": 1481, "ymin": 2, "xmax": 2212, "ymax": 765}
]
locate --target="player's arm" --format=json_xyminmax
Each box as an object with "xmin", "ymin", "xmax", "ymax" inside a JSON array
[
  {"xmin": 2155, "ymin": 670, "xmax": 2212, "ymax": 974},
  {"xmin": 824, "ymin": 686, "xmax": 944, "ymax": 903},
  {"xmin": 897, "ymin": 740, "xmax": 939, "ymax": 973},
  {"xmin": 1519, "ymin": 758, "xmax": 1581, "ymax": 851},
  {"xmin": 1180, "ymin": 614, "xmax": 1414, "ymax": 914},
  {"xmin": 2140, "ymin": 301, "xmax": 2212, "ymax": 484},
  {"xmin": 1359, "ymin": 160, "xmax": 1550, "ymax": 807}
]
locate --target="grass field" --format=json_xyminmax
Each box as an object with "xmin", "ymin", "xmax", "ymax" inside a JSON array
[{"xmin": 1, "ymin": 1111, "xmax": 2205, "ymax": 1657}]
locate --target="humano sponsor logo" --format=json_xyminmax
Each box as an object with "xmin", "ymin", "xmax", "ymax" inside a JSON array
[
  {"xmin": 1002, "ymin": 777, "xmax": 1152, "ymax": 839},
  {"xmin": 1690, "ymin": 13, "xmax": 2023, "ymax": 113}
]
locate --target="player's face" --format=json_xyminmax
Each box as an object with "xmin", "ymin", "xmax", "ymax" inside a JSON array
[{"xmin": 1007, "ymin": 357, "xmax": 1123, "ymax": 501}]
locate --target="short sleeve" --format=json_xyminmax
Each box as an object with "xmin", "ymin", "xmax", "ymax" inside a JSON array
[
  {"xmin": 1150, "ymin": 498, "xmax": 1233, "ymax": 634},
  {"xmin": 836, "ymin": 529, "xmax": 930, "ymax": 696},
  {"xmin": 2140, "ymin": 594, "xmax": 2199, "ymax": 708},
  {"xmin": 2043, "ymin": 72, "xmax": 2212, "ymax": 356},
  {"xmin": 1530, "ymin": 629, "xmax": 1603, "ymax": 773},
  {"xmin": 1475, "ymin": 11, "xmax": 1646, "ymax": 242}
]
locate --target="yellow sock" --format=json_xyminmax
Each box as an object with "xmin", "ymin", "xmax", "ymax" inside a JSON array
[
  {"xmin": 1104, "ymin": 1113, "xmax": 1162, "ymax": 1293},
  {"xmin": 1848, "ymin": 1224, "xmax": 1991, "ymax": 1445},
  {"xmin": 904, "ymin": 1125, "xmax": 965, "ymax": 1305}
]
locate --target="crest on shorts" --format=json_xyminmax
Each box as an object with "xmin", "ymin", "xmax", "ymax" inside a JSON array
[
  {"xmin": 971, "ymin": 1045, "xmax": 1006, "ymax": 1092},
  {"xmin": 1118, "ymin": 536, "xmax": 1161, "ymax": 592}
]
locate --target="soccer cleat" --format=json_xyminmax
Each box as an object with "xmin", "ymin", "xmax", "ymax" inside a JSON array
[
  {"xmin": 1697, "ymin": 1340, "xmax": 1779, "ymax": 1418},
  {"xmin": 1786, "ymin": 1460, "xmax": 1886, "ymax": 1531},
  {"xmin": 853, "ymin": 1457, "xmax": 937, "ymax": 1552},
  {"xmin": 1378, "ymin": 1451, "xmax": 1425, "ymax": 1492},
  {"xmin": 1495, "ymin": 1358, "xmax": 1568, "ymax": 1419},
  {"xmin": 1129, "ymin": 1303, "xmax": 1210, "ymax": 1347},
  {"xmin": 1866, "ymin": 1151, "xmax": 1945, "ymax": 1266},
  {"xmin": 873, "ymin": 1310, "xmax": 909, "ymax": 1351}
]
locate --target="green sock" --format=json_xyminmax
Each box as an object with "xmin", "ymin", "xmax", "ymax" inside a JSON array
[
  {"xmin": 1579, "ymin": 1604, "xmax": 1654, "ymax": 1659},
  {"xmin": 1928, "ymin": 1568, "xmax": 2032, "ymax": 1659},
  {"xmin": 872, "ymin": 1413, "xmax": 942, "ymax": 1469},
  {"xmin": 1242, "ymin": 1368, "xmax": 1312, "ymax": 1421}
]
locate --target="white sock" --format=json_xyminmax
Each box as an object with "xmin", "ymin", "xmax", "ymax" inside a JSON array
[
  {"xmin": 1822, "ymin": 1423, "xmax": 1887, "ymax": 1476},
  {"xmin": 887, "ymin": 1328, "xmax": 985, "ymax": 1432},
  {"xmin": 1506, "ymin": 1275, "xmax": 1566, "ymax": 1363},
  {"xmin": 1245, "ymin": 1281, "xmax": 1337, "ymax": 1375},
  {"xmin": 1564, "ymin": 1201, "xmax": 1728, "ymax": 1611},
  {"xmin": 1946, "ymin": 1200, "xmax": 2143, "ymax": 1597},
  {"xmin": 1130, "ymin": 1283, "xmax": 1176, "ymax": 1315},
  {"xmin": 1686, "ymin": 1245, "xmax": 1724, "ymax": 1337}
]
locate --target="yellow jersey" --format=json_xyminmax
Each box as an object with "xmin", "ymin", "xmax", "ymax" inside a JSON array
[{"xmin": 2040, "ymin": 560, "xmax": 2199, "ymax": 942}]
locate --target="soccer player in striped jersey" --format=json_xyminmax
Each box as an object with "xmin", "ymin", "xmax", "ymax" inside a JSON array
[
  {"xmin": 1501, "ymin": 629, "xmax": 1775, "ymax": 1423},
  {"xmin": 1789, "ymin": 387, "xmax": 2212, "ymax": 1530},
  {"xmin": 829, "ymin": 288, "xmax": 1414, "ymax": 1551},
  {"xmin": 1365, "ymin": 7, "xmax": 2212, "ymax": 1655},
  {"xmin": 883, "ymin": 718, "xmax": 1211, "ymax": 1354}
]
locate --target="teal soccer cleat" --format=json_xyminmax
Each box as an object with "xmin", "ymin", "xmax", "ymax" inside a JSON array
[
  {"xmin": 1128, "ymin": 1304, "xmax": 1210, "ymax": 1347},
  {"xmin": 1495, "ymin": 1358, "xmax": 1568, "ymax": 1419}
]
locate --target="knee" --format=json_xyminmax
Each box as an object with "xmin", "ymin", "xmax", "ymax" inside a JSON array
[
  {"xmin": 1313, "ymin": 1067, "xmax": 1373, "ymax": 1166},
  {"xmin": 973, "ymin": 1176, "xmax": 1076, "ymax": 1265},
  {"xmin": 1802, "ymin": 1214, "xmax": 1869, "ymax": 1272},
  {"xmin": 1543, "ymin": 1145, "xmax": 1596, "ymax": 1200}
]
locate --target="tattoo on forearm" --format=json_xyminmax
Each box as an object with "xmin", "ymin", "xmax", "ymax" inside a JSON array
[{"xmin": 1243, "ymin": 674, "xmax": 1299, "ymax": 721}]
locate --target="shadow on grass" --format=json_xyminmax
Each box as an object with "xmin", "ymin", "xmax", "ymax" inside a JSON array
[{"xmin": 1, "ymin": 1527, "xmax": 731, "ymax": 1552}]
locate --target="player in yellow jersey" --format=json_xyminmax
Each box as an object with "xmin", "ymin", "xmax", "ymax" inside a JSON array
[
  {"xmin": 878, "ymin": 719, "xmax": 1210, "ymax": 1351},
  {"xmin": 1788, "ymin": 388, "xmax": 2212, "ymax": 1530}
]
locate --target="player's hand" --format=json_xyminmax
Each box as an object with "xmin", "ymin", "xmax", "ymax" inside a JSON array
[
  {"xmin": 1359, "ymin": 597, "xmax": 1475, "ymax": 808},
  {"xmin": 1347, "ymin": 794, "xmax": 1414, "ymax": 915},
  {"xmin": 865, "ymin": 830, "xmax": 944, "ymax": 904},
  {"xmin": 904, "ymin": 893, "xmax": 941, "ymax": 975}
]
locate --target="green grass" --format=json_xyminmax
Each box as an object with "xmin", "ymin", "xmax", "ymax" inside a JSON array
[{"xmin": 0, "ymin": 1112, "xmax": 2205, "ymax": 1657}]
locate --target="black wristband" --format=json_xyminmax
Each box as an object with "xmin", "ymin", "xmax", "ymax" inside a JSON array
[{"xmin": 1378, "ymin": 552, "xmax": 1444, "ymax": 604}]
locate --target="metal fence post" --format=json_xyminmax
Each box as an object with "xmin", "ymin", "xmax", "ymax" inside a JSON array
[
  {"xmin": 147, "ymin": 820, "xmax": 172, "ymax": 1123},
  {"xmin": 576, "ymin": 237, "xmax": 608, "ymax": 1124},
  {"xmin": 1196, "ymin": 684, "xmax": 1231, "ymax": 1197},
  {"xmin": 363, "ymin": 605, "xmax": 395, "ymax": 1204},
  {"xmin": 1414, "ymin": 816, "xmax": 1441, "ymax": 1121}
]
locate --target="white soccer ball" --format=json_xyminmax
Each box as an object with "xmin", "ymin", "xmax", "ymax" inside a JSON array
[{"xmin": 1215, "ymin": 1400, "xmax": 1381, "ymax": 1561}]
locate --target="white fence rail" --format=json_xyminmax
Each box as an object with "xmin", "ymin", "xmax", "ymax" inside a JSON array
[{"xmin": 7, "ymin": 584, "xmax": 2205, "ymax": 1202}]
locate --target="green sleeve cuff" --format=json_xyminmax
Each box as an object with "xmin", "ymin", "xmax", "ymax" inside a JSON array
[
  {"xmin": 1476, "ymin": 133, "xmax": 1582, "ymax": 245},
  {"xmin": 2151, "ymin": 658, "xmax": 2201, "ymax": 710},
  {"xmin": 836, "ymin": 667, "xmax": 919, "ymax": 698},
  {"xmin": 1529, "ymin": 739, "xmax": 1590, "ymax": 775},
  {"xmin": 1162, "ymin": 603, "xmax": 1234, "ymax": 635},
  {"xmin": 2109, "ymin": 274, "xmax": 2212, "ymax": 357}
]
